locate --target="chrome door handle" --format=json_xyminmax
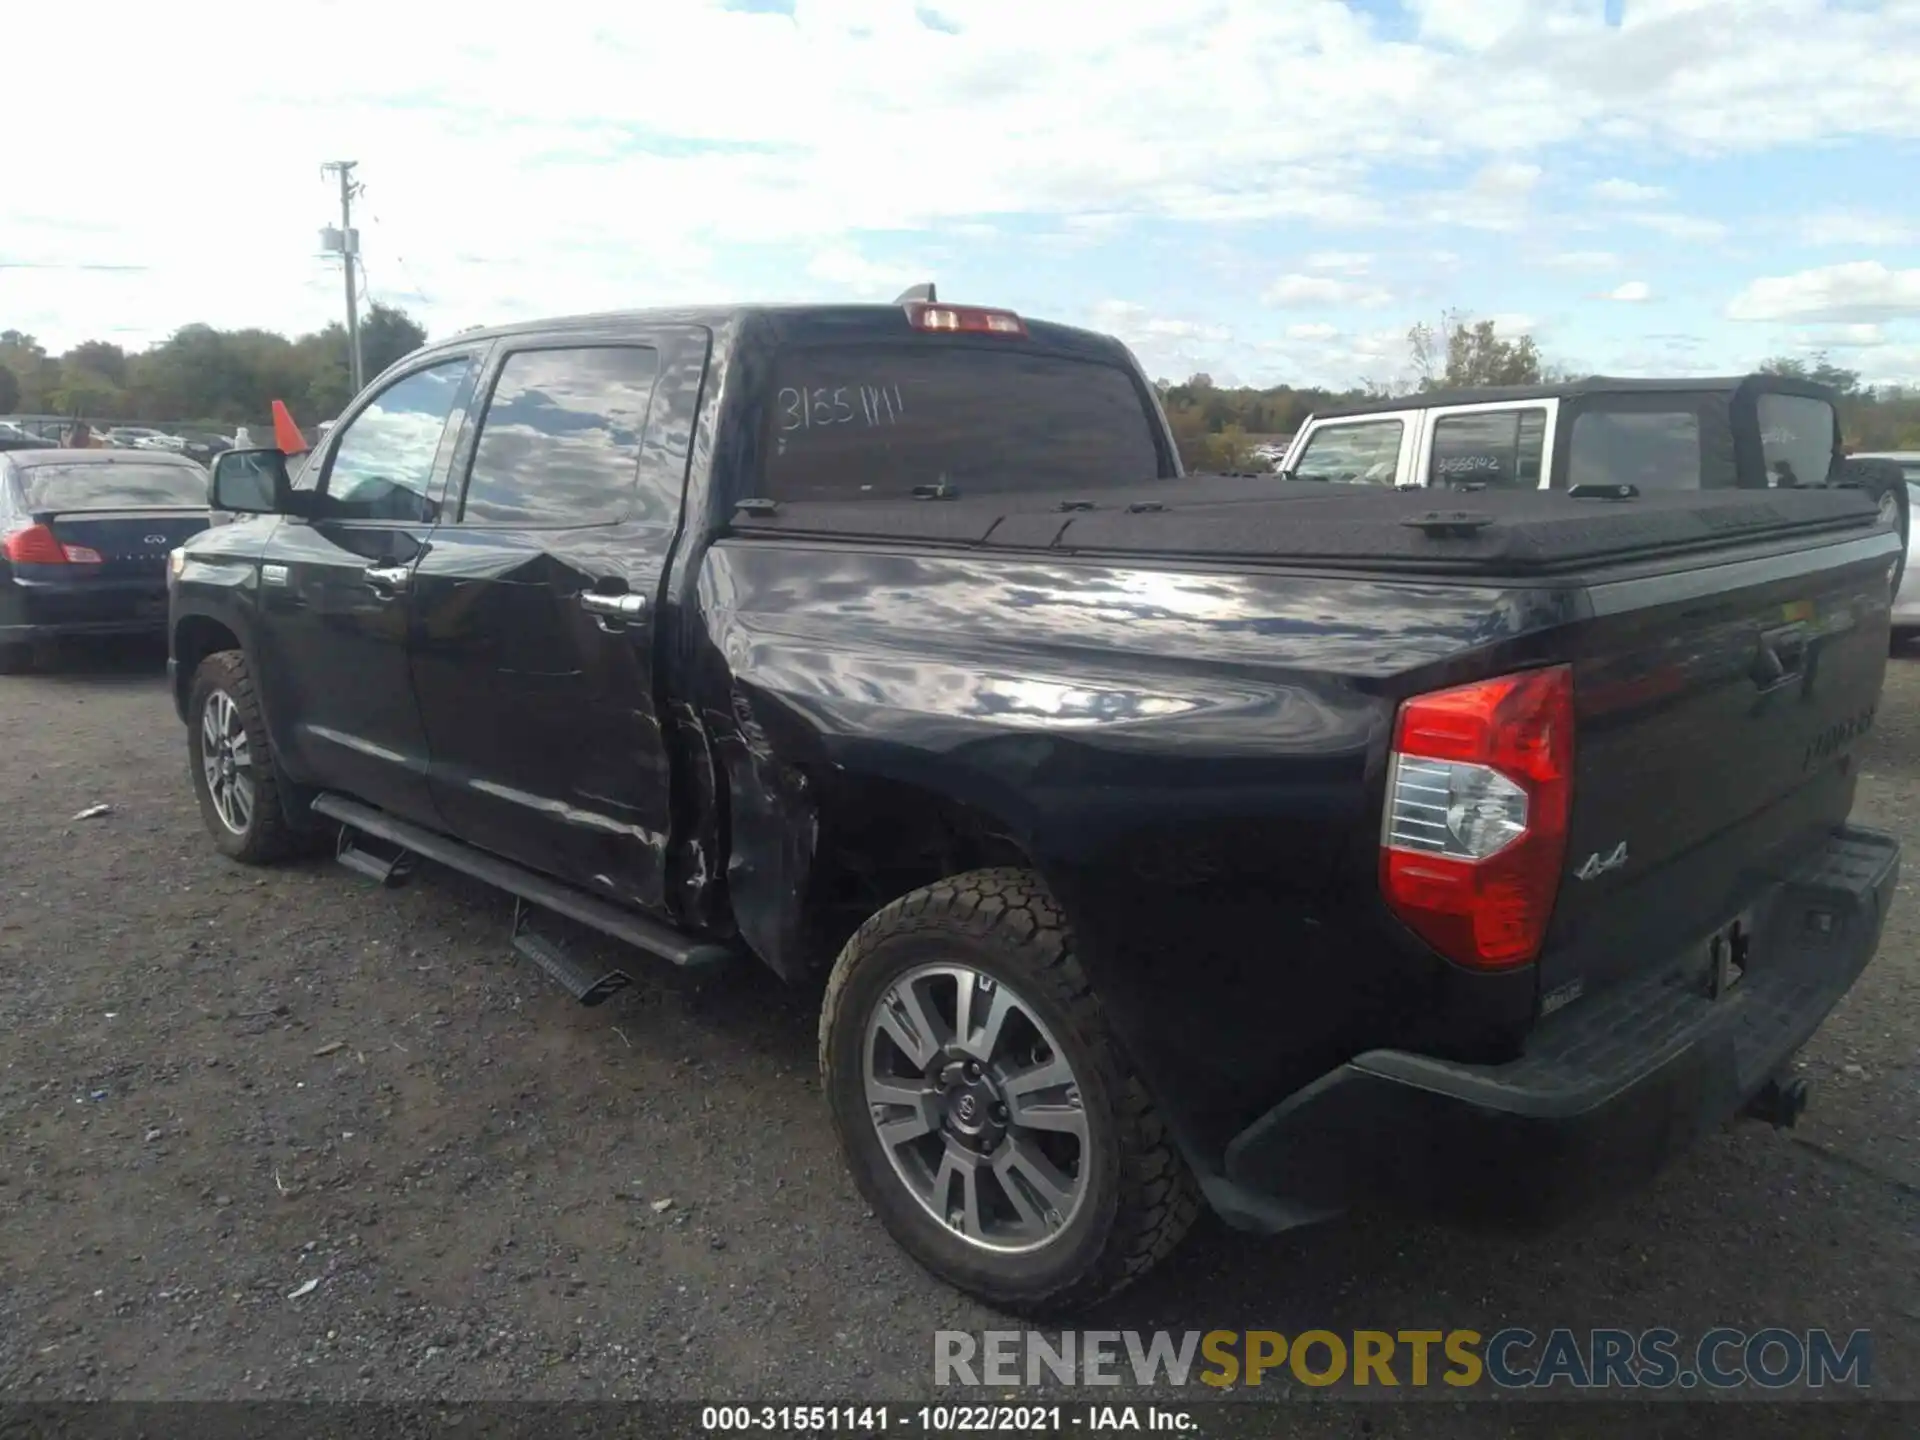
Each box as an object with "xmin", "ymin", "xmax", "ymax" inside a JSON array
[
  {"xmin": 363, "ymin": 563, "xmax": 412, "ymax": 593},
  {"xmin": 579, "ymin": 591, "xmax": 647, "ymax": 618}
]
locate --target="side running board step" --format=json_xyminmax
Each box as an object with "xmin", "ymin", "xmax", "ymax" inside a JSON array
[
  {"xmin": 512, "ymin": 899, "xmax": 632, "ymax": 1006},
  {"xmin": 335, "ymin": 826, "xmax": 416, "ymax": 887},
  {"xmin": 309, "ymin": 793, "xmax": 733, "ymax": 971}
]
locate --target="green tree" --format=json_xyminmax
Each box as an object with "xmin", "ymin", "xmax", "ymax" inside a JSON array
[
  {"xmin": 0, "ymin": 331, "xmax": 58, "ymax": 412},
  {"xmin": 0, "ymin": 363, "xmax": 18, "ymax": 414},
  {"xmin": 1409, "ymin": 310, "xmax": 1544, "ymax": 389},
  {"xmin": 362, "ymin": 302, "xmax": 428, "ymax": 375},
  {"xmin": 1758, "ymin": 351, "xmax": 1862, "ymax": 396},
  {"xmin": 63, "ymin": 340, "xmax": 130, "ymax": 387}
]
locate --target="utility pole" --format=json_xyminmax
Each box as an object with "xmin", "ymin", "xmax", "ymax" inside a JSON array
[{"xmin": 320, "ymin": 161, "xmax": 363, "ymax": 392}]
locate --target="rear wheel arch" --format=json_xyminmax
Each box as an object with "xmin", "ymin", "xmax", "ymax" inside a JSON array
[{"xmin": 748, "ymin": 767, "xmax": 1051, "ymax": 980}]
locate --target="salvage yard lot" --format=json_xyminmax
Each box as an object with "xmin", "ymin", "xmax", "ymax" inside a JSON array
[{"xmin": 1, "ymin": 642, "xmax": 1917, "ymax": 1405}]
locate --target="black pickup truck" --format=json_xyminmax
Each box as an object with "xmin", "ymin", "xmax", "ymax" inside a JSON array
[{"xmin": 169, "ymin": 295, "xmax": 1902, "ymax": 1314}]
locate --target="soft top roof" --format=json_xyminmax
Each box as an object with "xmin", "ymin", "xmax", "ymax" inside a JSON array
[{"xmin": 1315, "ymin": 373, "xmax": 1839, "ymax": 421}]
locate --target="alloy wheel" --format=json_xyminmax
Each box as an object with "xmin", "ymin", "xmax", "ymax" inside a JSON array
[
  {"xmin": 862, "ymin": 963, "xmax": 1090, "ymax": 1254},
  {"xmin": 200, "ymin": 689, "xmax": 256, "ymax": 835}
]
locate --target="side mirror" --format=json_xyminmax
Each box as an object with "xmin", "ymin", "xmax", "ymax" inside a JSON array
[{"xmin": 210, "ymin": 447, "xmax": 292, "ymax": 514}]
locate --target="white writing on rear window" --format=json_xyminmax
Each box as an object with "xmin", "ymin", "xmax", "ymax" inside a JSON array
[
  {"xmin": 1436, "ymin": 454, "xmax": 1502, "ymax": 475},
  {"xmin": 778, "ymin": 384, "xmax": 907, "ymax": 433}
]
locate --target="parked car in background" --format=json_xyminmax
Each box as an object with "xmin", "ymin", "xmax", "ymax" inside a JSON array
[
  {"xmin": 1855, "ymin": 452, "xmax": 1920, "ymax": 642},
  {"xmin": 176, "ymin": 432, "xmax": 234, "ymax": 467},
  {"xmin": 1, "ymin": 449, "xmax": 213, "ymax": 672},
  {"xmin": 97, "ymin": 426, "xmax": 166, "ymax": 449},
  {"xmin": 0, "ymin": 423, "xmax": 58, "ymax": 453},
  {"xmin": 168, "ymin": 296, "xmax": 1901, "ymax": 1312},
  {"xmin": 1279, "ymin": 375, "xmax": 1911, "ymax": 613}
]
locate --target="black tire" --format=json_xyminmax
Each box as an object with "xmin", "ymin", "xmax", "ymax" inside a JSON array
[
  {"xmin": 819, "ymin": 867, "xmax": 1200, "ymax": 1315},
  {"xmin": 1833, "ymin": 457, "xmax": 1910, "ymax": 601},
  {"xmin": 0, "ymin": 642, "xmax": 33, "ymax": 675},
  {"xmin": 186, "ymin": 649, "xmax": 302, "ymax": 864}
]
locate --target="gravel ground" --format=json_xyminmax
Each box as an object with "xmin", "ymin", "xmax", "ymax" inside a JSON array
[{"xmin": 0, "ymin": 637, "xmax": 1916, "ymax": 1412}]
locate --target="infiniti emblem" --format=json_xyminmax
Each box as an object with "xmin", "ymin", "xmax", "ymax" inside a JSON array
[{"xmin": 144, "ymin": 533, "xmax": 167, "ymax": 545}]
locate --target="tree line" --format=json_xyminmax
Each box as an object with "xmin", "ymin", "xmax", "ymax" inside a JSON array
[
  {"xmin": 0, "ymin": 304, "xmax": 429, "ymax": 432},
  {"xmin": 3, "ymin": 305, "xmax": 1915, "ymax": 465}
]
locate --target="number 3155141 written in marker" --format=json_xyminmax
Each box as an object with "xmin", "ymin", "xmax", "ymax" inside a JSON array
[{"xmin": 779, "ymin": 384, "xmax": 906, "ymax": 431}]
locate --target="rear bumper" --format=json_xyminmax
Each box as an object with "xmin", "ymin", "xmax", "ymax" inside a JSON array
[
  {"xmin": 1215, "ymin": 825, "xmax": 1899, "ymax": 1231},
  {"xmin": 2, "ymin": 573, "xmax": 170, "ymax": 640}
]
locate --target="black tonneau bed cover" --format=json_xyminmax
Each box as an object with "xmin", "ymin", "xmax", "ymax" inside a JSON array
[{"xmin": 728, "ymin": 480, "xmax": 1887, "ymax": 578}]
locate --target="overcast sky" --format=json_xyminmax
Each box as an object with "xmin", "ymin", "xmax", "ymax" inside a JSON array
[{"xmin": 3, "ymin": 0, "xmax": 1917, "ymax": 389}]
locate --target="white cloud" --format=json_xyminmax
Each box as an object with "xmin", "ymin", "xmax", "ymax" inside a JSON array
[
  {"xmin": 1801, "ymin": 323, "xmax": 1887, "ymax": 348},
  {"xmin": 1286, "ymin": 322, "xmax": 1342, "ymax": 341},
  {"xmin": 805, "ymin": 247, "xmax": 916, "ymax": 299},
  {"xmin": 1798, "ymin": 211, "xmax": 1918, "ymax": 248},
  {"xmin": 1473, "ymin": 161, "xmax": 1544, "ymax": 196},
  {"xmin": 1305, "ymin": 251, "xmax": 1373, "ymax": 275},
  {"xmin": 1626, "ymin": 212, "xmax": 1730, "ymax": 243},
  {"xmin": 1090, "ymin": 300, "xmax": 1232, "ymax": 343},
  {"xmin": 1726, "ymin": 262, "xmax": 1920, "ymax": 323},
  {"xmin": 1262, "ymin": 274, "xmax": 1394, "ymax": 308},
  {"xmin": 1608, "ymin": 280, "xmax": 1654, "ymax": 302},
  {"xmin": 1591, "ymin": 178, "xmax": 1669, "ymax": 204},
  {"xmin": 1547, "ymin": 250, "xmax": 1623, "ymax": 270}
]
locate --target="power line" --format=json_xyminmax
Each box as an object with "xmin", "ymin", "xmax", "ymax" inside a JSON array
[{"xmin": 356, "ymin": 187, "xmax": 433, "ymax": 308}]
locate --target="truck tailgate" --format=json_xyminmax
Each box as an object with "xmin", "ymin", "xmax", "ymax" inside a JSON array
[{"xmin": 1542, "ymin": 533, "xmax": 1893, "ymax": 1005}]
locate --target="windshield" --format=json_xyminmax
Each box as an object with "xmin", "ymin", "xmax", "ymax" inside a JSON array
[
  {"xmin": 759, "ymin": 344, "xmax": 1167, "ymax": 503},
  {"xmin": 18, "ymin": 462, "xmax": 209, "ymax": 511}
]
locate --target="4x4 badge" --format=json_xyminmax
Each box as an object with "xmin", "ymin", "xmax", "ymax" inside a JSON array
[{"xmin": 1575, "ymin": 842, "xmax": 1629, "ymax": 881}]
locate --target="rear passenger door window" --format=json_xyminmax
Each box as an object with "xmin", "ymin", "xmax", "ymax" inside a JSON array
[
  {"xmin": 1292, "ymin": 419, "xmax": 1406, "ymax": 485},
  {"xmin": 456, "ymin": 346, "xmax": 660, "ymax": 526},
  {"xmin": 1426, "ymin": 407, "xmax": 1548, "ymax": 489}
]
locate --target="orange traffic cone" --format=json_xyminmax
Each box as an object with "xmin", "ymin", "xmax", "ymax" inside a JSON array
[{"xmin": 271, "ymin": 399, "xmax": 308, "ymax": 454}]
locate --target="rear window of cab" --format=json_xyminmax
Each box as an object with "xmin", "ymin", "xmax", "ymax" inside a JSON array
[{"xmin": 759, "ymin": 345, "xmax": 1167, "ymax": 503}]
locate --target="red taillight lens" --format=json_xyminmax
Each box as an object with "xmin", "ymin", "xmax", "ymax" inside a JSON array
[
  {"xmin": 904, "ymin": 302, "xmax": 1027, "ymax": 337},
  {"xmin": 3, "ymin": 523, "xmax": 97, "ymax": 565},
  {"xmin": 1380, "ymin": 665, "xmax": 1574, "ymax": 969}
]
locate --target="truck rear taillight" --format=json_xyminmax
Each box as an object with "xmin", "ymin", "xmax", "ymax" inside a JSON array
[
  {"xmin": 1380, "ymin": 665, "xmax": 1574, "ymax": 970},
  {"xmin": 904, "ymin": 302, "xmax": 1027, "ymax": 337},
  {"xmin": 3, "ymin": 524, "xmax": 101, "ymax": 566}
]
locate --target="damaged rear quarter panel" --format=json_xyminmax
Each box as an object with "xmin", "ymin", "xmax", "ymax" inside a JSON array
[{"xmin": 688, "ymin": 535, "xmax": 1563, "ymax": 1154}]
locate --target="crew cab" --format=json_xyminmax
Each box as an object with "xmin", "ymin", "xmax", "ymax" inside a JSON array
[{"xmin": 169, "ymin": 297, "xmax": 1902, "ymax": 1314}]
